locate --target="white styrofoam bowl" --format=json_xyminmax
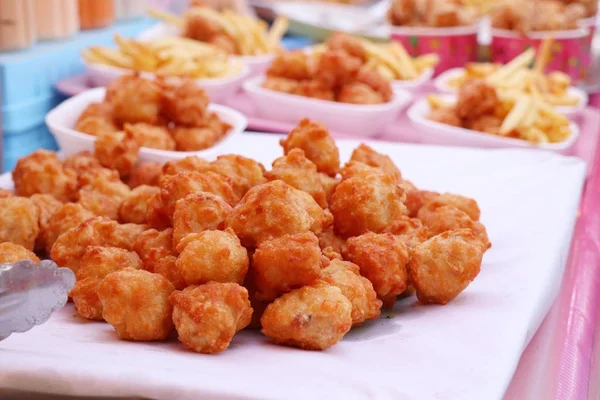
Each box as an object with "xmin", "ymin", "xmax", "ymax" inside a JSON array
[
  {"xmin": 45, "ymin": 87, "xmax": 248, "ymax": 164},
  {"xmin": 243, "ymin": 75, "xmax": 412, "ymax": 137},
  {"xmin": 407, "ymin": 95, "xmax": 579, "ymax": 153}
]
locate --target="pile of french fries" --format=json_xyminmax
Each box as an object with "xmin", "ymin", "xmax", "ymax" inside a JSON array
[
  {"xmin": 82, "ymin": 34, "xmax": 243, "ymax": 79},
  {"xmin": 446, "ymin": 37, "xmax": 581, "ymax": 107},
  {"xmin": 149, "ymin": 8, "xmax": 288, "ymax": 56},
  {"xmin": 311, "ymin": 38, "xmax": 439, "ymax": 81}
]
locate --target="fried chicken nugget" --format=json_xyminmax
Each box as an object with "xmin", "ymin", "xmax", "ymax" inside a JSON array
[
  {"xmin": 161, "ymin": 156, "xmax": 211, "ymax": 179},
  {"xmin": 119, "ymin": 185, "xmax": 160, "ymax": 224},
  {"xmin": 172, "ymin": 192, "xmax": 232, "ymax": 249},
  {"xmin": 456, "ymin": 79, "xmax": 499, "ymax": 120},
  {"xmin": 0, "ymin": 242, "xmax": 40, "ymax": 263},
  {"xmin": 127, "ymin": 162, "xmax": 162, "ymax": 189},
  {"xmin": 145, "ymin": 191, "xmax": 172, "ymax": 231},
  {"xmin": 354, "ymin": 68, "xmax": 393, "ymax": 103},
  {"xmin": 404, "ymin": 189, "xmax": 440, "ymax": 217},
  {"xmin": 171, "ymin": 126, "xmax": 221, "ymax": 152},
  {"xmin": 63, "ymin": 151, "xmax": 103, "ymax": 175},
  {"xmin": 208, "ymin": 154, "xmax": 266, "ymax": 198},
  {"xmin": 326, "ymin": 32, "xmax": 367, "ymax": 62},
  {"xmin": 98, "ymin": 268, "xmax": 174, "ymax": 340},
  {"xmin": 108, "ymin": 75, "xmax": 162, "ymax": 125},
  {"xmin": 266, "ymin": 50, "xmax": 312, "ymax": 81},
  {"xmin": 30, "ymin": 194, "xmax": 63, "ymax": 251},
  {"xmin": 77, "ymin": 174, "xmax": 131, "ymax": 220},
  {"xmin": 265, "ymin": 149, "xmax": 328, "ymax": 208},
  {"xmin": 160, "ymin": 78, "xmax": 209, "ymax": 127},
  {"xmin": 330, "ymin": 172, "xmax": 406, "ymax": 238},
  {"xmin": 317, "ymin": 226, "xmax": 346, "ymax": 254},
  {"xmin": 134, "ymin": 228, "xmax": 174, "ymax": 273},
  {"xmin": 94, "ymin": 131, "xmax": 140, "ymax": 178},
  {"xmin": 339, "ymin": 161, "xmax": 388, "ymax": 181},
  {"xmin": 314, "ymin": 50, "xmax": 362, "ymax": 89},
  {"xmin": 295, "ymin": 80, "xmax": 336, "ymax": 101},
  {"xmin": 262, "ymin": 77, "xmax": 300, "ymax": 95},
  {"xmin": 294, "ymin": 189, "xmax": 333, "ymax": 235},
  {"xmin": 280, "ymin": 119, "xmax": 340, "ymax": 177},
  {"xmin": 0, "ymin": 197, "xmax": 40, "ymax": 251},
  {"xmin": 427, "ymin": 107, "xmax": 462, "ymax": 127},
  {"xmin": 13, "ymin": 150, "xmax": 78, "ymax": 202},
  {"xmin": 75, "ymin": 116, "xmax": 119, "ymax": 137},
  {"xmin": 350, "ymin": 144, "xmax": 403, "ymax": 182},
  {"xmin": 260, "ymin": 284, "xmax": 352, "ymax": 350},
  {"xmin": 252, "ymin": 232, "xmax": 322, "ymax": 301},
  {"xmin": 383, "ymin": 215, "xmax": 429, "ymax": 250},
  {"xmin": 71, "ymin": 246, "xmax": 142, "ymax": 320},
  {"xmin": 0, "ymin": 189, "xmax": 13, "ymax": 198},
  {"xmin": 40, "ymin": 203, "xmax": 95, "ymax": 254},
  {"xmin": 76, "ymin": 166, "xmax": 120, "ymax": 189},
  {"xmin": 175, "ymin": 229, "xmax": 248, "ymax": 286},
  {"xmin": 124, "ymin": 123, "xmax": 175, "ymax": 151},
  {"xmin": 409, "ymin": 229, "xmax": 484, "ymax": 305},
  {"xmin": 342, "ymin": 232, "xmax": 410, "ymax": 299},
  {"xmin": 423, "ymin": 193, "xmax": 481, "ymax": 221},
  {"xmin": 319, "ymin": 173, "xmax": 340, "ymax": 205},
  {"xmin": 337, "ymin": 82, "xmax": 384, "ymax": 104},
  {"xmin": 320, "ymin": 259, "xmax": 381, "ymax": 325},
  {"xmin": 170, "ymin": 282, "xmax": 252, "ymax": 354}
]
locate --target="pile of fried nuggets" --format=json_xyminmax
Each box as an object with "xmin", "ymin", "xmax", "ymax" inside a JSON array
[{"xmin": 0, "ymin": 118, "xmax": 490, "ymax": 353}]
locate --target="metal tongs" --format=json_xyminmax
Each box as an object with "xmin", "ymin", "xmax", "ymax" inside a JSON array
[{"xmin": 0, "ymin": 260, "xmax": 75, "ymax": 340}]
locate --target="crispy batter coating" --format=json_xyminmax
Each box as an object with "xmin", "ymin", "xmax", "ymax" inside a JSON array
[
  {"xmin": 317, "ymin": 226, "xmax": 346, "ymax": 254},
  {"xmin": 98, "ymin": 268, "xmax": 174, "ymax": 340},
  {"xmin": 134, "ymin": 228, "xmax": 175, "ymax": 273},
  {"xmin": 76, "ymin": 166, "xmax": 120, "ymax": 189},
  {"xmin": 252, "ymin": 232, "xmax": 322, "ymax": 301},
  {"xmin": 319, "ymin": 173, "xmax": 340, "ymax": 205},
  {"xmin": 76, "ymin": 116, "xmax": 119, "ymax": 137},
  {"xmin": 119, "ymin": 185, "xmax": 160, "ymax": 224},
  {"xmin": 63, "ymin": 151, "xmax": 103, "ymax": 176},
  {"xmin": 262, "ymin": 77, "xmax": 300, "ymax": 94},
  {"xmin": 280, "ymin": 119, "xmax": 340, "ymax": 177},
  {"xmin": 295, "ymin": 80, "xmax": 336, "ymax": 101},
  {"xmin": 266, "ymin": 50, "xmax": 312, "ymax": 80},
  {"xmin": 261, "ymin": 284, "xmax": 352, "ymax": 350},
  {"xmin": 124, "ymin": 123, "xmax": 176, "ymax": 151},
  {"xmin": 77, "ymin": 174, "xmax": 131, "ymax": 220},
  {"xmin": 0, "ymin": 189, "xmax": 14, "ymax": 198},
  {"xmin": 175, "ymin": 229, "xmax": 249, "ymax": 286},
  {"xmin": 71, "ymin": 246, "xmax": 142, "ymax": 320},
  {"xmin": 326, "ymin": 32, "xmax": 367, "ymax": 62},
  {"xmin": 404, "ymin": 189, "xmax": 440, "ymax": 218},
  {"xmin": 293, "ymin": 189, "xmax": 333, "ymax": 235},
  {"xmin": 465, "ymin": 115, "xmax": 503, "ymax": 135},
  {"xmin": 456, "ymin": 79, "xmax": 500, "ymax": 120},
  {"xmin": 208, "ymin": 154, "xmax": 266, "ymax": 198},
  {"xmin": 160, "ymin": 78, "xmax": 209, "ymax": 127},
  {"xmin": 383, "ymin": 216, "xmax": 429, "ymax": 250},
  {"xmin": 13, "ymin": 150, "xmax": 78, "ymax": 202},
  {"xmin": 108, "ymin": 75, "xmax": 162, "ymax": 125},
  {"xmin": 423, "ymin": 193, "xmax": 481, "ymax": 221},
  {"xmin": 171, "ymin": 126, "xmax": 220, "ymax": 152},
  {"xmin": 409, "ymin": 229, "xmax": 484, "ymax": 305},
  {"xmin": 427, "ymin": 107, "xmax": 462, "ymax": 127},
  {"xmin": 330, "ymin": 172, "xmax": 406, "ymax": 238},
  {"xmin": 0, "ymin": 197, "xmax": 40, "ymax": 251},
  {"xmin": 0, "ymin": 242, "xmax": 40, "ymax": 263},
  {"xmin": 170, "ymin": 282, "xmax": 252, "ymax": 353},
  {"xmin": 94, "ymin": 132, "xmax": 140, "ymax": 178},
  {"xmin": 320, "ymin": 258, "xmax": 382, "ymax": 325},
  {"xmin": 354, "ymin": 68, "xmax": 393, "ymax": 102},
  {"xmin": 78, "ymin": 102, "xmax": 113, "ymax": 121},
  {"xmin": 172, "ymin": 192, "xmax": 232, "ymax": 249},
  {"xmin": 339, "ymin": 161, "xmax": 388, "ymax": 181},
  {"xmin": 161, "ymin": 156, "xmax": 211, "ymax": 178},
  {"xmin": 266, "ymin": 149, "xmax": 328, "ymax": 208},
  {"xmin": 127, "ymin": 162, "xmax": 162, "ymax": 188},
  {"xmin": 40, "ymin": 203, "xmax": 95, "ymax": 254},
  {"xmin": 30, "ymin": 194, "xmax": 63, "ymax": 251},
  {"xmin": 350, "ymin": 144, "xmax": 403, "ymax": 182},
  {"xmin": 145, "ymin": 192, "xmax": 172, "ymax": 230},
  {"xmin": 337, "ymin": 82, "xmax": 384, "ymax": 104},
  {"xmin": 314, "ymin": 50, "xmax": 362, "ymax": 89},
  {"xmin": 343, "ymin": 232, "xmax": 410, "ymax": 299}
]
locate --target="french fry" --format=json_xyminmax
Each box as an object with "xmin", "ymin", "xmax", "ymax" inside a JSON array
[
  {"xmin": 534, "ymin": 37, "xmax": 553, "ymax": 73},
  {"xmin": 499, "ymin": 95, "xmax": 532, "ymax": 135},
  {"xmin": 486, "ymin": 47, "xmax": 535, "ymax": 85},
  {"xmin": 426, "ymin": 95, "xmax": 453, "ymax": 110},
  {"xmin": 388, "ymin": 42, "xmax": 419, "ymax": 79},
  {"xmin": 147, "ymin": 8, "xmax": 185, "ymax": 27},
  {"xmin": 267, "ymin": 16, "xmax": 289, "ymax": 51}
]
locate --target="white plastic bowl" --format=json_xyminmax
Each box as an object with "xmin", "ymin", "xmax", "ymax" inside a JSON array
[
  {"xmin": 243, "ymin": 75, "xmax": 412, "ymax": 137},
  {"xmin": 434, "ymin": 67, "xmax": 589, "ymax": 116},
  {"xmin": 407, "ymin": 95, "xmax": 579, "ymax": 153},
  {"xmin": 45, "ymin": 87, "xmax": 248, "ymax": 164},
  {"xmin": 392, "ymin": 67, "xmax": 434, "ymax": 90}
]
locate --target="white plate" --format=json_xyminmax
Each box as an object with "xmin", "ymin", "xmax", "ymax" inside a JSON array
[
  {"xmin": 391, "ymin": 67, "xmax": 434, "ymax": 90},
  {"xmin": 407, "ymin": 95, "xmax": 580, "ymax": 153},
  {"xmin": 243, "ymin": 75, "xmax": 412, "ymax": 137},
  {"xmin": 434, "ymin": 68, "xmax": 589, "ymax": 116},
  {"xmin": 0, "ymin": 133, "xmax": 586, "ymax": 400},
  {"xmin": 45, "ymin": 87, "xmax": 248, "ymax": 164}
]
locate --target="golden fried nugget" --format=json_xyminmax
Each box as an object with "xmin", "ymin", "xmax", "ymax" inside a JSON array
[
  {"xmin": 94, "ymin": 132, "xmax": 140, "ymax": 178},
  {"xmin": 30, "ymin": 194, "xmax": 63, "ymax": 251},
  {"xmin": 162, "ymin": 156, "xmax": 211, "ymax": 179},
  {"xmin": 261, "ymin": 284, "xmax": 352, "ymax": 350},
  {"xmin": 172, "ymin": 192, "xmax": 232, "ymax": 249},
  {"xmin": 63, "ymin": 151, "xmax": 103, "ymax": 175},
  {"xmin": 160, "ymin": 171, "xmax": 238, "ymax": 221},
  {"xmin": 423, "ymin": 193, "xmax": 481, "ymax": 221},
  {"xmin": 252, "ymin": 232, "xmax": 322, "ymax": 301},
  {"xmin": 266, "ymin": 50, "xmax": 312, "ymax": 80},
  {"xmin": 343, "ymin": 232, "xmax": 410, "ymax": 299},
  {"xmin": 338, "ymin": 82, "xmax": 384, "ymax": 104},
  {"xmin": 127, "ymin": 162, "xmax": 162, "ymax": 188},
  {"xmin": 208, "ymin": 154, "xmax": 266, "ymax": 198},
  {"xmin": 409, "ymin": 229, "xmax": 484, "ymax": 305},
  {"xmin": 350, "ymin": 144, "xmax": 403, "ymax": 182},
  {"xmin": 417, "ymin": 204, "xmax": 490, "ymax": 250},
  {"xmin": 12, "ymin": 150, "xmax": 78, "ymax": 202},
  {"xmin": 40, "ymin": 203, "xmax": 95, "ymax": 254},
  {"xmin": 124, "ymin": 123, "xmax": 176, "ymax": 151},
  {"xmin": 160, "ymin": 78, "xmax": 209, "ymax": 127},
  {"xmin": 339, "ymin": 161, "xmax": 389, "ymax": 181},
  {"xmin": 427, "ymin": 107, "xmax": 462, "ymax": 127},
  {"xmin": 319, "ymin": 173, "xmax": 340, "ymax": 204},
  {"xmin": 315, "ymin": 49, "xmax": 362, "ymax": 89},
  {"xmin": 383, "ymin": 215, "xmax": 430, "ymax": 250},
  {"xmin": 320, "ymin": 259, "xmax": 382, "ymax": 325},
  {"xmin": 145, "ymin": 191, "xmax": 171, "ymax": 231},
  {"xmin": 292, "ymin": 189, "xmax": 333, "ymax": 235},
  {"xmin": 78, "ymin": 102, "xmax": 113, "ymax": 121},
  {"xmin": 175, "ymin": 229, "xmax": 249, "ymax": 286},
  {"xmin": 75, "ymin": 114, "xmax": 119, "ymax": 137},
  {"xmin": 71, "ymin": 246, "xmax": 142, "ymax": 320},
  {"xmin": 456, "ymin": 79, "xmax": 499, "ymax": 120},
  {"xmin": 98, "ymin": 268, "xmax": 174, "ymax": 340},
  {"xmin": 76, "ymin": 166, "xmax": 120, "ymax": 189},
  {"xmin": 77, "ymin": 174, "xmax": 131, "ymax": 220},
  {"xmin": 170, "ymin": 282, "xmax": 252, "ymax": 353},
  {"xmin": 0, "ymin": 197, "xmax": 40, "ymax": 251},
  {"xmin": 119, "ymin": 185, "xmax": 160, "ymax": 224},
  {"xmin": 109, "ymin": 75, "xmax": 162, "ymax": 125},
  {"xmin": 227, "ymin": 181, "xmax": 314, "ymax": 248},
  {"xmin": 327, "ymin": 32, "xmax": 367, "ymax": 62},
  {"xmin": 262, "ymin": 77, "xmax": 300, "ymax": 95},
  {"xmin": 0, "ymin": 242, "xmax": 40, "ymax": 263},
  {"xmin": 317, "ymin": 226, "xmax": 346, "ymax": 254},
  {"xmin": 295, "ymin": 80, "xmax": 336, "ymax": 101},
  {"xmin": 134, "ymin": 228, "xmax": 174, "ymax": 272},
  {"xmin": 404, "ymin": 189, "xmax": 440, "ymax": 218},
  {"xmin": 171, "ymin": 126, "xmax": 220, "ymax": 152},
  {"xmin": 0, "ymin": 189, "xmax": 13, "ymax": 198},
  {"xmin": 280, "ymin": 119, "xmax": 340, "ymax": 177},
  {"xmin": 266, "ymin": 149, "xmax": 328, "ymax": 208},
  {"xmin": 330, "ymin": 172, "xmax": 406, "ymax": 238}
]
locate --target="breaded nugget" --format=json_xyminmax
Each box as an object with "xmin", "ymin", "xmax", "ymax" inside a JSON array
[
  {"xmin": 127, "ymin": 162, "xmax": 162, "ymax": 188},
  {"xmin": 172, "ymin": 192, "xmax": 232, "ymax": 249},
  {"xmin": 280, "ymin": 119, "xmax": 340, "ymax": 177},
  {"xmin": 337, "ymin": 82, "xmax": 384, "ymax": 104},
  {"xmin": 71, "ymin": 246, "xmax": 142, "ymax": 320},
  {"xmin": 76, "ymin": 166, "xmax": 120, "ymax": 189},
  {"xmin": 317, "ymin": 226, "xmax": 346, "ymax": 254},
  {"xmin": 404, "ymin": 189, "xmax": 440, "ymax": 218},
  {"xmin": 40, "ymin": 203, "xmax": 95, "ymax": 254},
  {"xmin": 354, "ymin": 68, "xmax": 393, "ymax": 102},
  {"xmin": 319, "ymin": 173, "xmax": 340, "ymax": 204},
  {"xmin": 252, "ymin": 232, "xmax": 322, "ymax": 301},
  {"xmin": 78, "ymin": 102, "xmax": 113, "ymax": 121},
  {"xmin": 170, "ymin": 282, "xmax": 252, "ymax": 353},
  {"xmin": 261, "ymin": 284, "xmax": 352, "ymax": 350},
  {"xmin": 320, "ymin": 258, "xmax": 381, "ymax": 325},
  {"xmin": 124, "ymin": 123, "xmax": 175, "ymax": 151},
  {"xmin": 314, "ymin": 50, "xmax": 362, "ymax": 89},
  {"xmin": 161, "ymin": 156, "xmax": 211, "ymax": 178},
  {"xmin": 109, "ymin": 75, "xmax": 162, "ymax": 125},
  {"xmin": 0, "ymin": 189, "xmax": 13, "ymax": 198},
  {"xmin": 63, "ymin": 151, "xmax": 103, "ymax": 175},
  {"xmin": 145, "ymin": 192, "xmax": 171, "ymax": 231},
  {"xmin": 175, "ymin": 228, "xmax": 248, "ymax": 285},
  {"xmin": 77, "ymin": 174, "xmax": 131, "ymax": 220},
  {"xmin": 134, "ymin": 228, "xmax": 175, "ymax": 273},
  {"xmin": 262, "ymin": 77, "xmax": 300, "ymax": 95},
  {"xmin": 417, "ymin": 204, "xmax": 490, "ymax": 249},
  {"xmin": 0, "ymin": 197, "xmax": 40, "ymax": 251},
  {"xmin": 409, "ymin": 229, "xmax": 484, "ymax": 304},
  {"xmin": 295, "ymin": 80, "xmax": 336, "ymax": 101},
  {"xmin": 456, "ymin": 79, "xmax": 499, "ymax": 120},
  {"xmin": 266, "ymin": 50, "xmax": 312, "ymax": 80},
  {"xmin": 30, "ymin": 194, "xmax": 63, "ymax": 251},
  {"xmin": 0, "ymin": 242, "xmax": 40, "ymax": 263},
  {"xmin": 427, "ymin": 107, "xmax": 462, "ymax": 127},
  {"xmin": 350, "ymin": 144, "xmax": 403, "ymax": 182},
  {"xmin": 94, "ymin": 131, "xmax": 140, "ymax": 178},
  {"xmin": 291, "ymin": 188, "xmax": 333, "ymax": 235},
  {"xmin": 208, "ymin": 154, "xmax": 266, "ymax": 198},
  {"xmin": 160, "ymin": 78, "xmax": 209, "ymax": 127},
  {"xmin": 171, "ymin": 126, "xmax": 220, "ymax": 151},
  {"xmin": 383, "ymin": 216, "xmax": 430, "ymax": 250},
  {"xmin": 330, "ymin": 172, "xmax": 406, "ymax": 238},
  {"xmin": 343, "ymin": 232, "xmax": 410, "ymax": 299},
  {"xmin": 339, "ymin": 161, "xmax": 389, "ymax": 181},
  {"xmin": 75, "ymin": 115, "xmax": 119, "ymax": 137},
  {"xmin": 266, "ymin": 149, "xmax": 328, "ymax": 208},
  {"xmin": 119, "ymin": 185, "xmax": 160, "ymax": 224},
  {"xmin": 423, "ymin": 193, "xmax": 481, "ymax": 221},
  {"xmin": 98, "ymin": 268, "xmax": 174, "ymax": 340},
  {"xmin": 12, "ymin": 150, "xmax": 78, "ymax": 202},
  {"xmin": 326, "ymin": 32, "xmax": 367, "ymax": 62}
]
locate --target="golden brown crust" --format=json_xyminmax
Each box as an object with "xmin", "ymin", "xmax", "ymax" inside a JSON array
[
  {"xmin": 0, "ymin": 197, "xmax": 40, "ymax": 251},
  {"xmin": 0, "ymin": 242, "xmax": 40, "ymax": 263},
  {"xmin": 208, "ymin": 154, "xmax": 266, "ymax": 198},
  {"xmin": 119, "ymin": 185, "xmax": 160, "ymax": 224}
]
